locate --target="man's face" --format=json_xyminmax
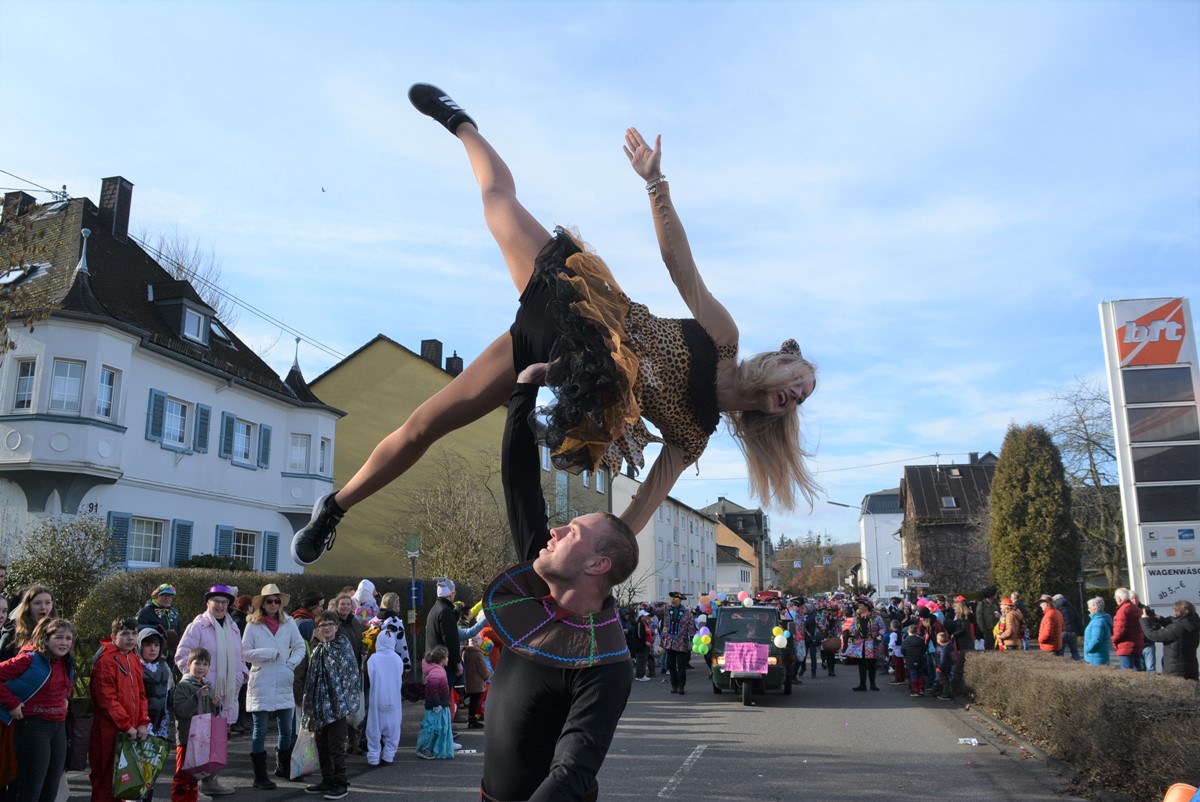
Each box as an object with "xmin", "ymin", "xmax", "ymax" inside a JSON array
[{"xmin": 535, "ymin": 513, "xmax": 607, "ymax": 584}]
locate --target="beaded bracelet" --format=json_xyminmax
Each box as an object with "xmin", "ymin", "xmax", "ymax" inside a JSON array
[{"xmin": 646, "ymin": 176, "xmax": 668, "ymax": 194}]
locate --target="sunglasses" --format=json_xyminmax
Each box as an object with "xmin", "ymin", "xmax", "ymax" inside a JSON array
[
  {"xmin": 263, "ymin": 598, "xmax": 281, "ymax": 605},
  {"xmin": 317, "ymin": 622, "xmax": 338, "ymax": 629}
]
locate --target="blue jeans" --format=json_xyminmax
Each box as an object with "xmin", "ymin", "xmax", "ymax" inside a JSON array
[
  {"xmin": 1117, "ymin": 654, "xmax": 1142, "ymax": 670},
  {"xmin": 1140, "ymin": 644, "xmax": 1156, "ymax": 672},
  {"xmin": 1061, "ymin": 632, "xmax": 1081, "ymax": 660},
  {"xmin": 250, "ymin": 707, "xmax": 295, "ymax": 754}
]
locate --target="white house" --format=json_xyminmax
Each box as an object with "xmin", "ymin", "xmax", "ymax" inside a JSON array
[
  {"xmin": 0, "ymin": 180, "xmax": 342, "ymax": 573},
  {"xmin": 858, "ymin": 488, "xmax": 905, "ymax": 594},
  {"xmin": 714, "ymin": 544, "xmax": 754, "ymax": 597},
  {"xmin": 612, "ymin": 472, "xmax": 717, "ymax": 602}
]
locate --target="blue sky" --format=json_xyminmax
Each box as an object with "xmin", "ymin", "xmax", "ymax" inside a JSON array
[{"xmin": 3, "ymin": 1, "xmax": 1197, "ymax": 547}]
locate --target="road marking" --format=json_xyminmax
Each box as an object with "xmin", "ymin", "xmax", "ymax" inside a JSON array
[{"xmin": 657, "ymin": 743, "xmax": 708, "ymax": 798}]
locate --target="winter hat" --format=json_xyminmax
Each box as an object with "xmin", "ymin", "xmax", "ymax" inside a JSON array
[
  {"xmin": 152, "ymin": 584, "xmax": 177, "ymax": 598},
  {"xmin": 354, "ymin": 579, "xmax": 376, "ymax": 604},
  {"xmin": 137, "ymin": 627, "xmax": 165, "ymax": 649},
  {"xmin": 436, "ymin": 578, "xmax": 456, "ymax": 598}
]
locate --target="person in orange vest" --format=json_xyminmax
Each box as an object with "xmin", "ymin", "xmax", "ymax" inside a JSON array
[{"xmin": 1037, "ymin": 595, "xmax": 1064, "ymax": 656}]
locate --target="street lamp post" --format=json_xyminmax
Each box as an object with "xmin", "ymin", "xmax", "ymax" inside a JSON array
[{"xmin": 405, "ymin": 534, "xmax": 422, "ymax": 671}]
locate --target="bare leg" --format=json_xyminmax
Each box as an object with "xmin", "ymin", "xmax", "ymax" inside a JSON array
[
  {"xmin": 456, "ymin": 123, "xmax": 551, "ymax": 294},
  {"xmin": 333, "ymin": 331, "xmax": 516, "ymax": 510}
]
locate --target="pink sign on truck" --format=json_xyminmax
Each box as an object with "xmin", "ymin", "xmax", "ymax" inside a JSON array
[{"xmin": 724, "ymin": 642, "xmax": 769, "ymax": 673}]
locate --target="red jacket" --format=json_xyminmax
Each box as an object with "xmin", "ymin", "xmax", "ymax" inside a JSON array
[
  {"xmin": 1038, "ymin": 606, "xmax": 1063, "ymax": 652},
  {"xmin": 0, "ymin": 650, "xmax": 72, "ymax": 721},
  {"xmin": 91, "ymin": 641, "xmax": 149, "ymax": 731},
  {"xmin": 1112, "ymin": 601, "xmax": 1145, "ymax": 656}
]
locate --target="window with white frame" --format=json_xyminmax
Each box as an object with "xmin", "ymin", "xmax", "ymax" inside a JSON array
[
  {"xmin": 163, "ymin": 398, "xmax": 188, "ymax": 446},
  {"xmin": 49, "ymin": 359, "xmax": 84, "ymax": 413},
  {"xmin": 14, "ymin": 359, "xmax": 35, "ymax": 410},
  {"xmin": 289, "ymin": 434, "xmax": 311, "ymax": 472},
  {"xmin": 96, "ymin": 367, "xmax": 117, "ymax": 418},
  {"xmin": 595, "ymin": 469, "xmax": 606, "ymax": 494},
  {"xmin": 582, "ymin": 470, "xmax": 590, "ymax": 488},
  {"xmin": 541, "ymin": 445, "xmax": 550, "ymax": 471},
  {"xmin": 232, "ymin": 420, "xmax": 253, "ymax": 461},
  {"xmin": 183, "ymin": 308, "xmax": 205, "ymax": 342},
  {"xmin": 129, "ymin": 517, "xmax": 165, "ymax": 564},
  {"xmin": 233, "ymin": 529, "xmax": 257, "ymax": 568},
  {"xmin": 319, "ymin": 437, "xmax": 330, "ymax": 474}
]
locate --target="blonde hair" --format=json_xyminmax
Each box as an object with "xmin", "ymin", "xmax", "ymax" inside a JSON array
[
  {"xmin": 249, "ymin": 598, "xmax": 288, "ymax": 626},
  {"xmin": 725, "ymin": 352, "xmax": 820, "ymax": 510},
  {"xmin": 380, "ymin": 592, "xmax": 401, "ymax": 611}
]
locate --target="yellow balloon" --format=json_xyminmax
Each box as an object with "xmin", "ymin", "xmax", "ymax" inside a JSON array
[
  {"xmin": 772, "ymin": 626, "xmax": 784, "ymax": 637},
  {"xmin": 701, "ymin": 634, "xmax": 712, "ymax": 644},
  {"xmin": 469, "ymin": 600, "xmax": 483, "ymax": 618}
]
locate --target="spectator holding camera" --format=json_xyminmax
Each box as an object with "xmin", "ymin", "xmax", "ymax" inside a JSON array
[{"xmin": 1139, "ymin": 600, "xmax": 1199, "ymax": 681}]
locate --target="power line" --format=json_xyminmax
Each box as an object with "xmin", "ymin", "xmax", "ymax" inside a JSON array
[
  {"xmin": 0, "ymin": 169, "xmax": 67, "ymax": 199},
  {"xmin": 131, "ymin": 234, "xmax": 346, "ymax": 364}
]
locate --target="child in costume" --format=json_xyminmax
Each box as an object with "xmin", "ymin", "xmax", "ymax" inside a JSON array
[
  {"xmin": 364, "ymin": 618, "xmax": 409, "ymax": 766},
  {"xmin": 90, "ymin": 617, "xmax": 150, "ymax": 802},
  {"xmin": 415, "ymin": 646, "xmax": 453, "ymax": 760},
  {"xmin": 139, "ymin": 628, "xmax": 174, "ymax": 742},
  {"xmin": 301, "ymin": 611, "xmax": 361, "ymax": 800}
]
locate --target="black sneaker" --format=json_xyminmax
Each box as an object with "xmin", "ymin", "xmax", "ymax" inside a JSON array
[
  {"xmin": 408, "ymin": 83, "xmax": 476, "ymax": 134},
  {"xmin": 305, "ymin": 780, "xmax": 331, "ymax": 794},
  {"xmin": 291, "ymin": 492, "xmax": 344, "ymax": 565},
  {"xmin": 323, "ymin": 786, "xmax": 348, "ymax": 800}
]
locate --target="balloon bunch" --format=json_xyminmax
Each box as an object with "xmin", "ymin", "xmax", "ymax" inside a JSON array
[
  {"xmin": 737, "ymin": 591, "xmax": 754, "ymax": 608},
  {"xmin": 691, "ymin": 626, "xmax": 713, "ymax": 655},
  {"xmin": 697, "ymin": 593, "xmax": 715, "ymax": 616},
  {"xmin": 771, "ymin": 626, "xmax": 791, "ymax": 649}
]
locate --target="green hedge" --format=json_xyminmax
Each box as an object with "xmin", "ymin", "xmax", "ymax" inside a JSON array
[
  {"xmin": 964, "ymin": 650, "xmax": 1200, "ymax": 801},
  {"xmin": 73, "ymin": 568, "xmax": 476, "ymax": 645}
]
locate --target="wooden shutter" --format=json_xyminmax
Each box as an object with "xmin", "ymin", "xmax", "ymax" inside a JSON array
[
  {"xmin": 257, "ymin": 424, "xmax": 272, "ymax": 469},
  {"xmin": 219, "ymin": 412, "xmax": 235, "ymax": 459},
  {"xmin": 171, "ymin": 520, "xmax": 194, "ymax": 566},
  {"xmin": 263, "ymin": 531, "xmax": 279, "ymax": 572},
  {"xmin": 145, "ymin": 389, "xmax": 166, "ymax": 442},
  {"xmin": 193, "ymin": 405, "xmax": 211, "ymax": 453},
  {"xmin": 216, "ymin": 525, "xmax": 234, "ymax": 557},
  {"xmin": 107, "ymin": 511, "xmax": 132, "ymax": 565}
]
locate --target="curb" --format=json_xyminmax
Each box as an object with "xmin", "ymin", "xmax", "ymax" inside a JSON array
[{"xmin": 954, "ymin": 700, "xmax": 1136, "ymax": 802}]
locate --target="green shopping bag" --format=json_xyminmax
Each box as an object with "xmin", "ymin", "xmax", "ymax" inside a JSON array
[
  {"xmin": 111, "ymin": 734, "xmax": 145, "ymax": 800},
  {"xmin": 131, "ymin": 735, "xmax": 171, "ymax": 794}
]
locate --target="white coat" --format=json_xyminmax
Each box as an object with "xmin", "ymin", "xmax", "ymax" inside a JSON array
[{"xmin": 241, "ymin": 616, "xmax": 306, "ymax": 713}]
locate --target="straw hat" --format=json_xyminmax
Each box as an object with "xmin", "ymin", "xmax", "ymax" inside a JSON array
[{"xmin": 252, "ymin": 583, "xmax": 291, "ymax": 610}]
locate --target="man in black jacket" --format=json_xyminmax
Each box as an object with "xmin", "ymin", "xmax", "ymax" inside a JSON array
[{"xmin": 426, "ymin": 577, "xmax": 462, "ymax": 686}]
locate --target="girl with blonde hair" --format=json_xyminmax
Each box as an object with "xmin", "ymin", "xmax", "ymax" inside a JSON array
[{"xmin": 293, "ymin": 84, "xmax": 820, "ymax": 567}]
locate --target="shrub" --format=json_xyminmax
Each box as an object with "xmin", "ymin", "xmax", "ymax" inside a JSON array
[
  {"xmin": 73, "ymin": 569, "xmax": 476, "ymax": 645},
  {"xmin": 964, "ymin": 650, "xmax": 1200, "ymax": 801},
  {"xmin": 6, "ymin": 515, "xmax": 115, "ymax": 619}
]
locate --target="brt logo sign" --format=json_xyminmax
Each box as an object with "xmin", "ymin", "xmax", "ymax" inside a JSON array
[{"xmin": 1119, "ymin": 298, "xmax": 1187, "ymax": 367}]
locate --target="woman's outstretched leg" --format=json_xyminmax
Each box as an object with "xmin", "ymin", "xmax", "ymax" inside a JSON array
[
  {"xmin": 291, "ymin": 331, "xmax": 517, "ymax": 564},
  {"xmin": 409, "ymin": 83, "xmax": 550, "ymax": 293}
]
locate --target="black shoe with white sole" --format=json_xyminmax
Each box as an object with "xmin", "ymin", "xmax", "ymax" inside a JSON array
[
  {"xmin": 408, "ymin": 83, "xmax": 476, "ymax": 134},
  {"xmin": 291, "ymin": 492, "xmax": 344, "ymax": 565}
]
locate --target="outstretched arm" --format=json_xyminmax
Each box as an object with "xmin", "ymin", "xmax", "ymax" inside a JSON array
[
  {"xmin": 623, "ymin": 128, "xmax": 738, "ymax": 347},
  {"xmin": 618, "ymin": 442, "xmax": 690, "ymax": 534},
  {"xmin": 503, "ymin": 363, "xmax": 552, "ymax": 562}
]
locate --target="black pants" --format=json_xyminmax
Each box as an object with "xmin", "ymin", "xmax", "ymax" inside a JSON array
[
  {"xmin": 316, "ymin": 717, "xmax": 348, "ymax": 786},
  {"xmin": 857, "ymin": 659, "xmax": 878, "ymax": 689},
  {"xmin": 14, "ymin": 717, "xmax": 66, "ymax": 802},
  {"xmin": 634, "ymin": 649, "xmax": 655, "ymax": 679},
  {"xmin": 666, "ymin": 650, "xmax": 689, "ymax": 689}
]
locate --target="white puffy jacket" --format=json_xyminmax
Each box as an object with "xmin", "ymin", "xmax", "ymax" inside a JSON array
[{"xmin": 241, "ymin": 616, "xmax": 306, "ymax": 712}]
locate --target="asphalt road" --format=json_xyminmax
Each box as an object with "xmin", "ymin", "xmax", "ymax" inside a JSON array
[{"xmin": 65, "ymin": 662, "xmax": 1092, "ymax": 802}]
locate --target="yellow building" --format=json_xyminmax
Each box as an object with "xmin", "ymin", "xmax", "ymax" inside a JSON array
[
  {"xmin": 307, "ymin": 336, "xmax": 508, "ymax": 577},
  {"xmin": 716, "ymin": 521, "xmax": 760, "ymax": 593}
]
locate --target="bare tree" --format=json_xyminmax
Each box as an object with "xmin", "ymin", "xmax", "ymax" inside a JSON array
[
  {"xmin": 612, "ymin": 565, "xmax": 657, "ymax": 608},
  {"xmin": 138, "ymin": 228, "xmax": 239, "ymax": 326},
  {"xmin": 1045, "ymin": 378, "xmax": 1125, "ymax": 585},
  {"xmin": 386, "ymin": 447, "xmax": 514, "ymax": 592}
]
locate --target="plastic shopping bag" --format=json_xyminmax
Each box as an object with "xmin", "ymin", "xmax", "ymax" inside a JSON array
[
  {"xmin": 132, "ymin": 735, "xmax": 171, "ymax": 793},
  {"xmin": 182, "ymin": 712, "xmax": 229, "ymax": 778},
  {"xmin": 289, "ymin": 727, "xmax": 319, "ymax": 780},
  {"xmin": 112, "ymin": 734, "xmax": 145, "ymax": 800}
]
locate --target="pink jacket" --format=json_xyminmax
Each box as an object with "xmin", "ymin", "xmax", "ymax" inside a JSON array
[{"xmin": 175, "ymin": 612, "xmax": 248, "ymax": 722}]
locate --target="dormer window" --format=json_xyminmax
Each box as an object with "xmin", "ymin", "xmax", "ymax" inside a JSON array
[{"xmin": 183, "ymin": 308, "xmax": 205, "ymax": 342}]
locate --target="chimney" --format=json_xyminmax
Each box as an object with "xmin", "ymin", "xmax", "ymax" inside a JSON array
[
  {"xmin": 445, "ymin": 350, "xmax": 463, "ymax": 377},
  {"xmin": 420, "ymin": 338, "xmax": 443, "ymax": 369},
  {"xmin": 3, "ymin": 191, "xmax": 36, "ymax": 224},
  {"xmin": 969, "ymin": 451, "xmax": 979, "ymax": 465},
  {"xmin": 98, "ymin": 176, "xmax": 133, "ymax": 242}
]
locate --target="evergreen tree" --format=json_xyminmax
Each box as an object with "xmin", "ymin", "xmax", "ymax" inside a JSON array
[{"xmin": 989, "ymin": 424, "xmax": 1081, "ymax": 618}]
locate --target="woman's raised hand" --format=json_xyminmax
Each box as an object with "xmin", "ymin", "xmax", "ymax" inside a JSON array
[{"xmin": 623, "ymin": 128, "xmax": 662, "ymax": 182}]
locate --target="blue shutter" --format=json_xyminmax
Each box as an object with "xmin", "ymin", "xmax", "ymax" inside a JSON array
[
  {"xmin": 107, "ymin": 511, "xmax": 132, "ymax": 565},
  {"xmin": 216, "ymin": 525, "xmax": 234, "ymax": 557},
  {"xmin": 146, "ymin": 389, "xmax": 166, "ymax": 442},
  {"xmin": 219, "ymin": 412, "xmax": 235, "ymax": 458},
  {"xmin": 257, "ymin": 424, "xmax": 272, "ymax": 468},
  {"xmin": 171, "ymin": 519, "xmax": 194, "ymax": 566},
  {"xmin": 193, "ymin": 405, "xmax": 211, "ymax": 453},
  {"xmin": 263, "ymin": 531, "xmax": 279, "ymax": 572}
]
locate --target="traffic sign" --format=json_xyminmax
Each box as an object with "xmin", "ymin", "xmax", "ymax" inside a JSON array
[
  {"xmin": 822, "ymin": 556, "xmax": 832, "ymax": 566},
  {"xmin": 908, "ymin": 581, "xmax": 930, "ymax": 588},
  {"xmin": 793, "ymin": 560, "xmax": 803, "ymax": 569},
  {"xmin": 891, "ymin": 567, "xmax": 925, "ymax": 579}
]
